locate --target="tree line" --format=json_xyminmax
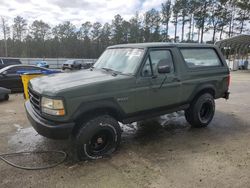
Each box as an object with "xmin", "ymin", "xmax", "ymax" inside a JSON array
[{"xmin": 0, "ymin": 0, "xmax": 249, "ymax": 59}]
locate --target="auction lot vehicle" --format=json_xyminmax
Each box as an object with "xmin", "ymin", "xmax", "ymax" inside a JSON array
[
  {"xmin": 62, "ymin": 60, "xmax": 82, "ymax": 70},
  {"xmin": 25, "ymin": 43, "xmax": 230, "ymax": 160},
  {"xmin": 0, "ymin": 58, "xmax": 22, "ymax": 69},
  {"xmin": 0, "ymin": 87, "xmax": 10, "ymax": 101},
  {"xmin": 35, "ymin": 61, "xmax": 49, "ymax": 68},
  {"xmin": 0, "ymin": 65, "xmax": 60, "ymax": 92}
]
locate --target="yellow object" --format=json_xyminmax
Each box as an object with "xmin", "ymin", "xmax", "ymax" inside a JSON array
[{"xmin": 21, "ymin": 74, "xmax": 43, "ymax": 100}]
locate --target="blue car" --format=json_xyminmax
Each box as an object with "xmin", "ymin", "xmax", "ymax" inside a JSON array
[{"xmin": 35, "ymin": 61, "xmax": 49, "ymax": 68}]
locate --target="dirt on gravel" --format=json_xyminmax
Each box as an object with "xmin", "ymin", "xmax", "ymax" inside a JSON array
[{"xmin": 1, "ymin": 71, "xmax": 250, "ymax": 188}]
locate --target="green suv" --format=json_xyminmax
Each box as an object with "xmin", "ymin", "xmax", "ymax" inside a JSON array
[{"xmin": 25, "ymin": 43, "xmax": 230, "ymax": 160}]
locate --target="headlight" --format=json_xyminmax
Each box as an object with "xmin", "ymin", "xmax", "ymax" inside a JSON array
[{"xmin": 41, "ymin": 97, "xmax": 65, "ymax": 116}]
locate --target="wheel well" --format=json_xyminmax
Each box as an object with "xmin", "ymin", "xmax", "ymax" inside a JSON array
[
  {"xmin": 72, "ymin": 107, "xmax": 122, "ymax": 136},
  {"xmin": 192, "ymin": 88, "xmax": 215, "ymax": 102}
]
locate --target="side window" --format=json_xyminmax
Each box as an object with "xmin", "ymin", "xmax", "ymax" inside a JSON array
[
  {"xmin": 150, "ymin": 50, "xmax": 174, "ymax": 75},
  {"xmin": 23, "ymin": 66, "xmax": 42, "ymax": 71},
  {"xmin": 180, "ymin": 48, "xmax": 222, "ymax": 68},
  {"xmin": 141, "ymin": 49, "xmax": 174, "ymax": 77},
  {"xmin": 6, "ymin": 67, "xmax": 18, "ymax": 74},
  {"xmin": 141, "ymin": 58, "xmax": 152, "ymax": 77},
  {"xmin": 2, "ymin": 59, "xmax": 21, "ymax": 65}
]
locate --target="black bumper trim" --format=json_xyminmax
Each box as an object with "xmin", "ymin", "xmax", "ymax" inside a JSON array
[
  {"xmin": 223, "ymin": 91, "xmax": 230, "ymax": 100},
  {"xmin": 25, "ymin": 101, "xmax": 75, "ymax": 139}
]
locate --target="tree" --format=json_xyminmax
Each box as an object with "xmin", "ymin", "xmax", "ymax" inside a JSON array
[
  {"xmin": 52, "ymin": 21, "xmax": 76, "ymax": 39},
  {"xmin": 92, "ymin": 22, "xmax": 102, "ymax": 40},
  {"xmin": 1, "ymin": 17, "xmax": 10, "ymax": 56},
  {"xmin": 29, "ymin": 20, "xmax": 51, "ymax": 57},
  {"xmin": 129, "ymin": 12, "xmax": 142, "ymax": 43},
  {"xmin": 144, "ymin": 9, "xmax": 161, "ymax": 42},
  {"xmin": 193, "ymin": 0, "xmax": 210, "ymax": 43},
  {"xmin": 217, "ymin": 0, "xmax": 231, "ymax": 40},
  {"xmin": 112, "ymin": 14, "xmax": 124, "ymax": 44},
  {"xmin": 80, "ymin": 21, "xmax": 92, "ymax": 39},
  {"xmin": 207, "ymin": 1, "xmax": 223, "ymax": 43},
  {"xmin": 179, "ymin": 0, "xmax": 189, "ymax": 42},
  {"xmin": 30, "ymin": 20, "xmax": 50, "ymax": 40},
  {"xmin": 227, "ymin": 0, "xmax": 237, "ymax": 37},
  {"xmin": 0, "ymin": 2, "xmax": 249, "ymax": 58},
  {"xmin": 172, "ymin": 0, "xmax": 181, "ymax": 42},
  {"xmin": 100, "ymin": 23, "xmax": 112, "ymax": 47},
  {"xmin": 186, "ymin": 0, "xmax": 199, "ymax": 41},
  {"xmin": 91, "ymin": 22, "xmax": 102, "ymax": 57},
  {"xmin": 161, "ymin": 0, "xmax": 172, "ymax": 41},
  {"xmin": 13, "ymin": 16, "xmax": 27, "ymax": 41},
  {"xmin": 52, "ymin": 21, "xmax": 77, "ymax": 57},
  {"xmin": 235, "ymin": 0, "xmax": 250, "ymax": 34}
]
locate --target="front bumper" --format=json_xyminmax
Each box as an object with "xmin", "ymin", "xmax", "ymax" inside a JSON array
[
  {"xmin": 25, "ymin": 101, "xmax": 75, "ymax": 139},
  {"xmin": 223, "ymin": 91, "xmax": 230, "ymax": 100}
]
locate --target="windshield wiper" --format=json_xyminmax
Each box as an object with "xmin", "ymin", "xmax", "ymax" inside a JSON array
[
  {"xmin": 101, "ymin": 67, "xmax": 115, "ymax": 72},
  {"xmin": 101, "ymin": 67, "xmax": 130, "ymax": 76}
]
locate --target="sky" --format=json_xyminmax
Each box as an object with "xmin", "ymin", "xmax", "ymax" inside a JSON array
[{"xmin": 0, "ymin": 0, "xmax": 215, "ymax": 41}]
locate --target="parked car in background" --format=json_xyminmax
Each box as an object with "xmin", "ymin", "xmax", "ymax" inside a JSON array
[
  {"xmin": 0, "ymin": 58, "xmax": 22, "ymax": 69},
  {"xmin": 62, "ymin": 60, "xmax": 82, "ymax": 70},
  {"xmin": 0, "ymin": 65, "xmax": 61, "ymax": 92},
  {"xmin": 0, "ymin": 87, "xmax": 10, "ymax": 101},
  {"xmin": 35, "ymin": 61, "xmax": 49, "ymax": 68},
  {"xmin": 82, "ymin": 61, "xmax": 94, "ymax": 69}
]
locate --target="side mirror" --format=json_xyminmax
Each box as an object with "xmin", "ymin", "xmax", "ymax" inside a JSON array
[{"xmin": 158, "ymin": 65, "xmax": 171, "ymax": 74}]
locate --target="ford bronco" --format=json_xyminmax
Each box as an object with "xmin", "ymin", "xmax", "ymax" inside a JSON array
[{"xmin": 25, "ymin": 43, "xmax": 230, "ymax": 160}]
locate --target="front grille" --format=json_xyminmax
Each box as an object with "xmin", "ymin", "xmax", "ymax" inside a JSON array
[{"xmin": 28, "ymin": 86, "xmax": 41, "ymax": 112}]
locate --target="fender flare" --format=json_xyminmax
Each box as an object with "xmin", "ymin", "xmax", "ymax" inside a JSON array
[
  {"xmin": 72, "ymin": 98, "xmax": 126, "ymax": 121},
  {"xmin": 188, "ymin": 84, "xmax": 216, "ymax": 102}
]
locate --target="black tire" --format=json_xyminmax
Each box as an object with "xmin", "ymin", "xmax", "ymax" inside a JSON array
[
  {"xmin": 185, "ymin": 93, "xmax": 215, "ymax": 128},
  {"xmin": 76, "ymin": 115, "xmax": 121, "ymax": 160},
  {"xmin": 4, "ymin": 94, "xmax": 9, "ymax": 101}
]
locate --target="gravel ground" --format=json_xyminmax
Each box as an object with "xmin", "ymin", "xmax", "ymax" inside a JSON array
[{"xmin": 0, "ymin": 71, "xmax": 250, "ymax": 188}]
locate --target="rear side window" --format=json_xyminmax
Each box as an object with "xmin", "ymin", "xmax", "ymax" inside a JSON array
[
  {"xmin": 180, "ymin": 48, "xmax": 222, "ymax": 68},
  {"xmin": 2, "ymin": 59, "xmax": 22, "ymax": 65}
]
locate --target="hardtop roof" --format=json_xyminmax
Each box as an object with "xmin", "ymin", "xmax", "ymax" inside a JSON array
[{"xmin": 108, "ymin": 42, "xmax": 215, "ymax": 49}]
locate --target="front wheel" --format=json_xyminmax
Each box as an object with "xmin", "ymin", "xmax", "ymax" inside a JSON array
[
  {"xmin": 4, "ymin": 94, "xmax": 9, "ymax": 101},
  {"xmin": 75, "ymin": 115, "xmax": 121, "ymax": 160},
  {"xmin": 185, "ymin": 93, "xmax": 215, "ymax": 128}
]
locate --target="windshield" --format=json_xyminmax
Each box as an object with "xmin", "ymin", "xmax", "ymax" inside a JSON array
[
  {"xmin": 94, "ymin": 48, "xmax": 144, "ymax": 75},
  {"xmin": 65, "ymin": 60, "xmax": 74, "ymax": 64}
]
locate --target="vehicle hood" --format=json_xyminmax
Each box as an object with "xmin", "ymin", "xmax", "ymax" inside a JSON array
[{"xmin": 30, "ymin": 69, "xmax": 124, "ymax": 95}]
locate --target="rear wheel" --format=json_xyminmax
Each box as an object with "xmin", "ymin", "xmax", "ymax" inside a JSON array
[
  {"xmin": 4, "ymin": 94, "xmax": 9, "ymax": 101},
  {"xmin": 185, "ymin": 93, "xmax": 215, "ymax": 128},
  {"xmin": 76, "ymin": 115, "xmax": 121, "ymax": 160}
]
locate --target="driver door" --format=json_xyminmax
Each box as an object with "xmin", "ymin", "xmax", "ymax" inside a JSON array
[{"xmin": 135, "ymin": 48, "xmax": 181, "ymax": 112}]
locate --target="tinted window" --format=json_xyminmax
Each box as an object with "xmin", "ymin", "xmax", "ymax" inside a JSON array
[
  {"xmin": 180, "ymin": 48, "xmax": 222, "ymax": 68},
  {"xmin": 6, "ymin": 67, "xmax": 19, "ymax": 74},
  {"xmin": 141, "ymin": 50, "xmax": 174, "ymax": 77},
  {"xmin": 6, "ymin": 66, "xmax": 42, "ymax": 74},
  {"xmin": 75, "ymin": 60, "xmax": 82, "ymax": 64},
  {"xmin": 23, "ymin": 66, "xmax": 42, "ymax": 71},
  {"xmin": 2, "ymin": 59, "xmax": 22, "ymax": 65}
]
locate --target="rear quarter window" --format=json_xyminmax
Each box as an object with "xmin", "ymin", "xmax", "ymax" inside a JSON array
[
  {"xmin": 180, "ymin": 48, "xmax": 222, "ymax": 68},
  {"xmin": 2, "ymin": 59, "xmax": 22, "ymax": 65}
]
